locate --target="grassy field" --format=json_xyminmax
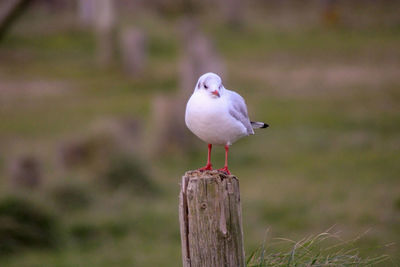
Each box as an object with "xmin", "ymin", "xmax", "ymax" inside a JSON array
[{"xmin": 0, "ymin": 3, "xmax": 399, "ymax": 266}]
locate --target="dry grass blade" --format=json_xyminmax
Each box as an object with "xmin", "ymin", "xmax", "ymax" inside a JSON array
[{"xmin": 247, "ymin": 230, "xmax": 391, "ymax": 267}]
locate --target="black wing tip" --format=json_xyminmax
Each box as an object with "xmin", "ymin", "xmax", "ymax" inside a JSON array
[{"xmin": 250, "ymin": 121, "xmax": 269, "ymax": 129}]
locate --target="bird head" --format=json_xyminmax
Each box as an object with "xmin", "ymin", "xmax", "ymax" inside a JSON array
[{"xmin": 195, "ymin": 72, "xmax": 223, "ymax": 98}]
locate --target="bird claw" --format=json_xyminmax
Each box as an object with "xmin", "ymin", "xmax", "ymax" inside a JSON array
[
  {"xmin": 198, "ymin": 164, "xmax": 213, "ymax": 171},
  {"xmin": 217, "ymin": 167, "xmax": 231, "ymax": 175}
]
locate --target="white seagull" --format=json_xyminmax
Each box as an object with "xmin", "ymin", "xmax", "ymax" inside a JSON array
[{"xmin": 185, "ymin": 72, "xmax": 268, "ymax": 175}]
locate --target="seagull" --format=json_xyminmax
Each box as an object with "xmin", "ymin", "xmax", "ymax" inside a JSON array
[{"xmin": 185, "ymin": 72, "xmax": 268, "ymax": 175}]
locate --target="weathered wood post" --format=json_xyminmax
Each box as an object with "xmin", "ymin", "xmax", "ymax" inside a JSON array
[
  {"xmin": 179, "ymin": 170, "xmax": 245, "ymax": 267},
  {"xmin": 0, "ymin": 0, "xmax": 33, "ymax": 41},
  {"xmin": 93, "ymin": 0, "xmax": 115, "ymax": 66},
  {"xmin": 119, "ymin": 27, "xmax": 147, "ymax": 77}
]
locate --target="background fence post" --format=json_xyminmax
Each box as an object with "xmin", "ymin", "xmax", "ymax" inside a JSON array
[{"xmin": 179, "ymin": 170, "xmax": 246, "ymax": 267}]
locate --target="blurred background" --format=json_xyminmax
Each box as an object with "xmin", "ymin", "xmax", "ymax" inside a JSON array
[{"xmin": 0, "ymin": 0, "xmax": 399, "ymax": 266}]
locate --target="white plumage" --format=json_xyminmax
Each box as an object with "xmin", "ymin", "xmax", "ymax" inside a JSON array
[
  {"xmin": 185, "ymin": 72, "xmax": 266, "ymax": 145},
  {"xmin": 185, "ymin": 72, "xmax": 268, "ymax": 174}
]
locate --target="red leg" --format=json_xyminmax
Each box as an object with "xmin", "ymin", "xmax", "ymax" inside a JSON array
[
  {"xmin": 218, "ymin": 145, "xmax": 231, "ymax": 175},
  {"xmin": 198, "ymin": 144, "xmax": 213, "ymax": 171}
]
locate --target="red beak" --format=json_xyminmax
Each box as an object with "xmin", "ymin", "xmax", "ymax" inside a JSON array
[{"xmin": 211, "ymin": 90, "xmax": 220, "ymax": 97}]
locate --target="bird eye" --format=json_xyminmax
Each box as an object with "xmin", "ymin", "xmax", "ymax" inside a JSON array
[{"xmin": 204, "ymin": 84, "xmax": 208, "ymax": 89}]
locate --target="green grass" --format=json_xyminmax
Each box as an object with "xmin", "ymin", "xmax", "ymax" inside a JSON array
[{"xmin": 247, "ymin": 230, "xmax": 392, "ymax": 266}]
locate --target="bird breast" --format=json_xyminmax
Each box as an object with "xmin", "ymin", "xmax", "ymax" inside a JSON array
[{"xmin": 185, "ymin": 93, "xmax": 248, "ymax": 145}]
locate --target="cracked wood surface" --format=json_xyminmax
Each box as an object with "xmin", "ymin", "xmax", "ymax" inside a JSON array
[{"xmin": 179, "ymin": 170, "xmax": 245, "ymax": 267}]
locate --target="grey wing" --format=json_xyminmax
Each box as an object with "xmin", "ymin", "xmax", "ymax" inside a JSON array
[{"xmin": 227, "ymin": 90, "xmax": 254, "ymax": 135}]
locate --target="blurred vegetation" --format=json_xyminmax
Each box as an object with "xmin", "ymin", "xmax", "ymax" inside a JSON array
[
  {"xmin": 0, "ymin": 197, "xmax": 59, "ymax": 255},
  {"xmin": 0, "ymin": 0, "xmax": 399, "ymax": 266},
  {"xmin": 50, "ymin": 183, "xmax": 92, "ymax": 211},
  {"xmin": 101, "ymin": 154, "xmax": 156, "ymax": 193}
]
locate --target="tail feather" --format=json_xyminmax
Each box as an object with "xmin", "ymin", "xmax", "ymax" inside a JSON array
[{"xmin": 251, "ymin": 121, "xmax": 269, "ymax": 129}]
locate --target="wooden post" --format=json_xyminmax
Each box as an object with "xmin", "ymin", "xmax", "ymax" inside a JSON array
[
  {"xmin": 77, "ymin": 0, "xmax": 95, "ymax": 26},
  {"xmin": 93, "ymin": 0, "xmax": 115, "ymax": 66},
  {"xmin": 179, "ymin": 170, "xmax": 245, "ymax": 267},
  {"xmin": 0, "ymin": 0, "xmax": 33, "ymax": 41},
  {"xmin": 119, "ymin": 27, "xmax": 147, "ymax": 77}
]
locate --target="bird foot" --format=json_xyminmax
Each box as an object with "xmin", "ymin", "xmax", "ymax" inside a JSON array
[
  {"xmin": 217, "ymin": 167, "xmax": 231, "ymax": 175},
  {"xmin": 198, "ymin": 164, "xmax": 213, "ymax": 172}
]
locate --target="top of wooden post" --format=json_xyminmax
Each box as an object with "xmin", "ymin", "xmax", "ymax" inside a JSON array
[{"xmin": 183, "ymin": 169, "xmax": 237, "ymax": 181}]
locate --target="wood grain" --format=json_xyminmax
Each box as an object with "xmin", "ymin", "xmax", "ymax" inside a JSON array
[{"xmin": 179, "ymin": 170, "xmax": 245, "ymax": 267}]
